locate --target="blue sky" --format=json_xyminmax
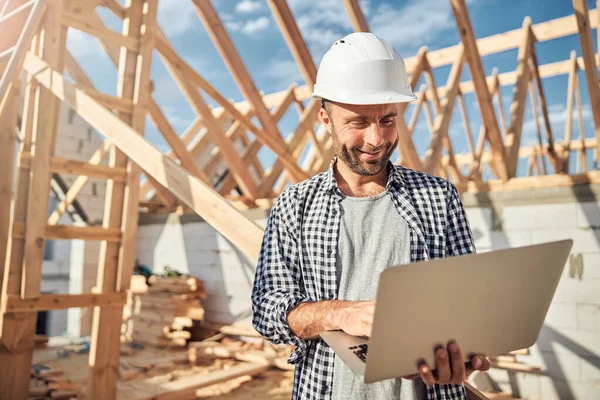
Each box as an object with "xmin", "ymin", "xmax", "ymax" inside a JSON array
[{"xmin": 68, "ymin": 0, "xmax": 599, "ymax": 180}]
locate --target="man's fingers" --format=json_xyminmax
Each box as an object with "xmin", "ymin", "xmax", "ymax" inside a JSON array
[
  {"xmin": 418, "ymin": 363, "xmax": 436, "ymax": 386},
  {"xmin": 448, "ymin": 342, "xmax": 465, "ymax": 384},
  {"xmin": 434, "ymin": 347, "xmax": 451, "ymax": 384},
  {"xmin": 469, "ymin": 355, "xmax": 490, "ymax": 372}
]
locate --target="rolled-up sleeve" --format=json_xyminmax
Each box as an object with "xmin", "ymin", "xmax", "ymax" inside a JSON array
[{"xmin": 251, "ymin": 195, "xmax": 308, "ymax": 364}]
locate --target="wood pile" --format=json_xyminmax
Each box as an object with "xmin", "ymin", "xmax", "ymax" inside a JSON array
[
  {"xmin": 122, "ymin": 275, "xmax": 207, "ymax": 347},
  {"xmin": 29, "ymin": 367, "xmax": 83, "ymax": 399}
]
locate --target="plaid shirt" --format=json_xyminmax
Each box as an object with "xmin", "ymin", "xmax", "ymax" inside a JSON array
[{"xmin": 252, "ymin": 160, "xmax": 475, "ymax": 400}]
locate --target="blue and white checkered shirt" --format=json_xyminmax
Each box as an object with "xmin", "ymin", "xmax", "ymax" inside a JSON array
[{"xmin": 252, "ymin": 159, "xmax": 475, "ymax": 399}]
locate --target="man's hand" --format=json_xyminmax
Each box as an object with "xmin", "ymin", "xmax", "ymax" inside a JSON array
[
  {"xmin": 412, "ymin": 341, "xmax": 490, "ymax": 385},
  {"xmin": 327, "ymin": 300, "xmax": 375, "ymax": 337}
]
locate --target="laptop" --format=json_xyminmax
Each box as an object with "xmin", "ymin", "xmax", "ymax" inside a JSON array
[{"xmin": 320, "ymin": 240, "xmax": 573, "ymax": 383}]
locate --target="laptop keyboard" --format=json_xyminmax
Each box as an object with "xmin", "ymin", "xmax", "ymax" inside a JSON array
[{"xmin": 349, "ymin": 344, "xmax": 368, "ymax": 363}]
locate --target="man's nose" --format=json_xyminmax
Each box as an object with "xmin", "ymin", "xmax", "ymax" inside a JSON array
[{"xmin": 364, "ymin": 123, "xmax": 384, "ymax": 148}]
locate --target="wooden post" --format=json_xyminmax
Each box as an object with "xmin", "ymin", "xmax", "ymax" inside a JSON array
[
  {"xmin": 563, "ymin": 51, "xmax": 578, "ymax": 174},
  {"xmin": 573, "ymin": 0, "xmax": 600, "ymax": 157},
  {"xmin": 0, "ymin": 1, "xmax": 65, "ymax": 397},
  {"xmin": 574, "ymin": 74, "xmax": 589, "ymax": 173},
  {"xmin": 504, "ymin": 18, "xmax": 533, "ymax": 178},
  {"xmin": 528, "ymin": 82, "xmax": 548, "ymax": 175},
  {"xmin": 342, "ymin": 0, "xmax": 369, "ymax": 32},
  {"xmin": 450, "ymin": 0, "xmax": 509, "ymax": 181},
  {"xmin": 267, "ymin": 0, "xmax": 317, "ymax": 88},
  {"xmin": 423, "ymin": 49, "xmax": 465, "ymax": 173},
  {"xmin": 88, "ymin": 0, "xmax": 156, "ymax": 398}
]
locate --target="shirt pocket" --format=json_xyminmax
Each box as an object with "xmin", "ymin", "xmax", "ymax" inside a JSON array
[{"xmin": 426, "ymin": 233, "xmax": 446, "ymax": 259}]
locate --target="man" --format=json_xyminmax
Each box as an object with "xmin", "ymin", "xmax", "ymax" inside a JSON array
[{"xmin": 252, "ymin": 32, "xmax": 490, "ymax": 399}]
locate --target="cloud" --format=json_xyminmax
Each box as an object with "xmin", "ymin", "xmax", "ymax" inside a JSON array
[
  {"xmin": 229, "ymin": 16, "xmax": 271, "ymax": 35},
  {"xmin": 369, "ymin": 0, "xmax": 456, "ymax": 51},
  {"xmin": 157, "ymin": 0, "xmax": 197, "ymax": 37},
  {"xmin": 243, "ymin": 16, "xmax": 271, "ymax": 35},
  {"xmin": 264, "ymin": 58, "xmax": 304, "ymax": 87},
  {"xmin": 236, "ymin": 0, "xmax": 263, "ymax": 14}
]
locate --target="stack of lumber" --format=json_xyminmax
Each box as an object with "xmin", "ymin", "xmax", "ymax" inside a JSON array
[
  {"xmin": 123, "ymin": 275, "xmax": 207, "ymax": 347},
  {"xmin": 29, "ymin": 366, "xmax": 82, "ymax": 399}
]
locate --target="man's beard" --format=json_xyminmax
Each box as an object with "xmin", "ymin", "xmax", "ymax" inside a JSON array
[{"xmin": 331, "ymin": 126, "xmax": 398, "ymax": 176}]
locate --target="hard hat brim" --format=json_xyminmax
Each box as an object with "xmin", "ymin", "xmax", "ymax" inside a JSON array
[{"xmin": 312, "ymin": 87, "xmax": 417, "ymax": 105}]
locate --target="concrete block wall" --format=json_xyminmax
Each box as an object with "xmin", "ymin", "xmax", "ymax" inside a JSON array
[{"xmin": 462, "ymin": 187, "xmax": 600, "ymax": 399}]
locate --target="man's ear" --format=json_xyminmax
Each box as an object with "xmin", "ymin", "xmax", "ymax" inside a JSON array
[{"xmin": 319, "ymin": 108, "xmax": 333, "ymax": 135}]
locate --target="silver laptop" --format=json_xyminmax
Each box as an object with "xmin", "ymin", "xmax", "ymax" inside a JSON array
[{"xmin": 320, "ymin": 240, "xmax": 573, "ymax": 383}]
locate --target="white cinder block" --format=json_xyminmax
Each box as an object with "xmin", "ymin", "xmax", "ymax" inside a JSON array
[
  {"xmin": 503, "ymin": 205, "xmax": 540, "ymax": 230},
  {"xmin": 582, "ymin": 253, "xmax": 600, "ymax": 279},
  {"xmin": 540, "ymin": 375, "xmax": 600, "ymax": 400},
  {"xmin": 465, "ymin": 208, "xmax": 492, "ymax": 229},
  {"xmin": 544, "ymin": 302, "xmax": 578, "ymax": 329},
  {"xmin": 536, "ymin": 325, "xmax": 600, "ymax": 356},
  {"xmin": 577, "ymin": 304, "xmax": 600, "ymax": 331},
  {"xmin": 553, "ymin": 276, "xmax": 600, "ymax": 304},
  {"xmin": 577, "ymin": 201, "xmax": 600, "ymax": 229},
  {"xmin": 580, "ymin": 355, "xmax": 600, "ymax": 382},
  {"xmin": 518, "ymin": 347, "xmax": 582, "ymax": 382},
  {"xmin": 530, "ymin": 228, "xmax": 600, "ymax": 253}
]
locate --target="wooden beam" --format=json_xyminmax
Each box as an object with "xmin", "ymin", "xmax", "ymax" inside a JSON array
[
  {"xmin": 0, "ymin": 0, "xmax": 44, "ymax": 106},
  {"xmin": 154, "ymin": 34, "xmax": 308, "ymax": 184},
  {"xmin": 0, "ymin": 2, "xmax": 64, "ymax": 397},
  {"xmin": 3, "ymin": 292, "xmax": 127, "ymax": 313},
  {"xmin": 528, "ymin": 82, "xmax": 548, "ymax": 175},
  {"xmin": 504, "ymin": 18, "xmax": 533, "ymax": 178},
  {"xmin": 19, "ymin": 152, "xmax": 126, "ymax": 181},
  {"xmin": 456, "ymin": 170, "xmax": 600, "ymax": 193},
  {"xmin": 423, "ymin": 49, "xmax": 465, "ymax": 173},
  {"xmin": 23, "ymin": 51, "xmax": 265, "ymax": 261},
  {"xmin": 193, "ymin": 1, "xmax": 308, "ymax": 182},
  {"xmin": 451, "ymin": 0, "xmax": 509, "ymax": 181},
  {"xmin": 267, "ymin": 0, "xmax": 317, "ymax": 88},
  {"xmin": 61, "ymin": 10, "xmax": 140, "ymax": 52},
  {"xmin": 0, "ymin": 0, "xmax": 33, "ymax": 53},
  {"xmin": 529, "ymin": 40, "xmax": 558, "ymax": 172},
  {"xmin": 573, "ymin": 0, "xmax": 600, "ymax": 157},
  {"xmin": 575, "ymin": 73, "xmax": 589, "ymax": 173},
  {"xmin": 147, "ymin": 99, "xmax": 211, "ymax": 183},
  {"xmin": 0, "ymin": 76, "xmax": 19, "ymax": 326},
  {"xmin": 76, "ymin": 84, "xmax": 134, "ymax": 113},
  {"xmin": 563, "ymin": 51, "xmax": 578, "ymax": 173},
  {"xmin": 405, "ymin": 8, "xmax": 598, "ymax": 72},
  {"xmin": 101, "ymin": 0, "xmax": 125, "ymax": 19},
  {"xmin": 342, "ymin": 0, "xmax": 369, "ymax": 32},
  {"xmin": 457, "ymin": 91, "xmax": 476, "ymax": 156},
  {"xmin": 12, "ymin": 222, "xmax": 122, "ymax": 242}
]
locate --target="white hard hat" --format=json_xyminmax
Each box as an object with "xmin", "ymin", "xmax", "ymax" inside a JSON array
[{"xmin": 312, "ymin": 32, "xmax": 416, "ymax": 105}]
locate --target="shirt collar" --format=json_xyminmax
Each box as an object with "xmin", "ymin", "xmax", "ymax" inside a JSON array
[{"xmin": 325, "ymin": 156, "xmax": 405, "ymax": 197}]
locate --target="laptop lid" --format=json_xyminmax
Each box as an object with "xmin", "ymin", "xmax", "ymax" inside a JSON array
[{"xmin": 363, "ymin": 240, "xmax": 573, "ymax": 383}]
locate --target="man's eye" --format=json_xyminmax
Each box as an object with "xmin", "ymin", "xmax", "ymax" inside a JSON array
[
  {"xmin": 381, "ymin": 119, "xmax": 395, "ymax": 126},
  {"xmin": 351, "ymin": 121, "xmax": 368, "ymax": 127}
]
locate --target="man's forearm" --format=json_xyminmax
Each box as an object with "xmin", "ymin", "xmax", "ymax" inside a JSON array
[{"xmin": 287, "ymin": 300, "xmax": 350, "ymax": 340}]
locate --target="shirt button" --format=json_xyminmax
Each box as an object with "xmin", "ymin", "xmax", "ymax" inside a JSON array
[
  {"xmin": 321, "ymin": 385, "xmax": 330, "ymax": 394},
  {"xmin": 329, "ymin": 291, "xmax": 335, "ymax": 299},
  {"xmin": 331, "ymin": 209, "xmax": 337, "ymax": 216}
]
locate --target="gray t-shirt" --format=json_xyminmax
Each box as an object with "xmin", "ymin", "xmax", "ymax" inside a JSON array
[{"xmin": 331, "ymin": 190, "xmax": 428, "ymax": 400}]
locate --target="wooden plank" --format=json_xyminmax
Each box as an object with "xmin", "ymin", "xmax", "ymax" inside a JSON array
[
  {"xmin": 529, "ymin": 40, "xmax": 558, "ymax": 172},
  {"xmin": 19, "ymin": 152, "xmax": 126, "ymax": 181},
  {"xmin": 563, "ymin": 50, "xmax": 578, "ymax": 173},
  {"xmin": 0, "ymin": 0, "xmax": 44, "ymax": 105},
  {"xmin": 405, "ymin": 8, "xmax": 598, "ymax": 72},
  {"xmin": 342, "ymin": 0, "xmax": 369, "ymax": 32},
  {"xmin": 0, "ymin": 0, "xmax": 32, "ymax": 53},
  {"xmin": 457, "ymin": 91, "xmax": 476, "ymax": 155},
  {"xmin": 76, "ymin": 84, "xmax": 134, "ymax": 112},
  {"xmin": 575, "ymin": 74, "xmax": 589, "ymax": 173},
  {"xmin": 423, "ymin": 49, "xmax": 465, "ymax": 173},
  {"xmin": 504, "ymin": 19, "xmax": 533, "ymax": 178},
  {"xmin": 3, "ymin": 292, "xmax": 127, "ymax": 312},
  {"xmin": 456, "ymin": 170, "xmax": 600, "ymax": 193},
  {"xmin": 61, "ymin": 10, "xmax": 140, "ymax": 52},
  {"xmin": 101, "ymin": 0, "xmax": 125, "ymax": 19},
  {"xmin": 12, "ymin": 222, "xmax": 121, "ymax": 242},
  {"xmin": 23, "ymin": 52, "xmax": 265, "ymax": 260},
  {"xmin": 147, "ymin": 99, "xmax": 210, "ymax": 183},
  {"xmin": 451, "ymin": 0, "xmax": 509, "ymax": 181},
  {"xmin": 152, "ymin": 362, "xmax": 269, "ymax": 400},
  {"xmin": 268, "ymin": 0, "xmax": 317, "ymax": 87},
  {"xmin": 47, "ymin": 143, "xmax": 112, "ymax": 226},
  {"xmin": 528, "ymin": 82, "xmax": 547, "ymax": 175},
  {"xmin": 573, "ymin": 0, "xmax": 600, "ymax": 157},
  {"xmin": 193, "ymin": 0, "xmax": 307, "ymax": 182},
  {"xmin": 0, "ymin": 77, "xmax": 19, "ymax": 318},
  {"xmin": 0, "ymin": 4, "xmax": 59, "ymax": 397}
]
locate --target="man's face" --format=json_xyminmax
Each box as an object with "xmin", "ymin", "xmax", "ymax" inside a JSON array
[{"xmin": 321, "ymin": 102, "xmax": 399, "ymax": 176}]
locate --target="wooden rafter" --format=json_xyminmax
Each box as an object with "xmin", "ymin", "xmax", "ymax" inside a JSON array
[
  {"xmin": 573, "ymin": 0, "xmax": 600, "ymax": 157},
  {"xmin": 342, "ymin": 0, "xmax": 369, "ymax": 32},
  {"xmin": 451, "ymin": 0, "xmax": 509, "ymax": 182},
  {"xmin": 504, "ymin": 18, "xmax": 533, "ymax": 178},
  {"xmin": 528, "ymin": 81, "xmax": 548, "ymax": 175}
]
